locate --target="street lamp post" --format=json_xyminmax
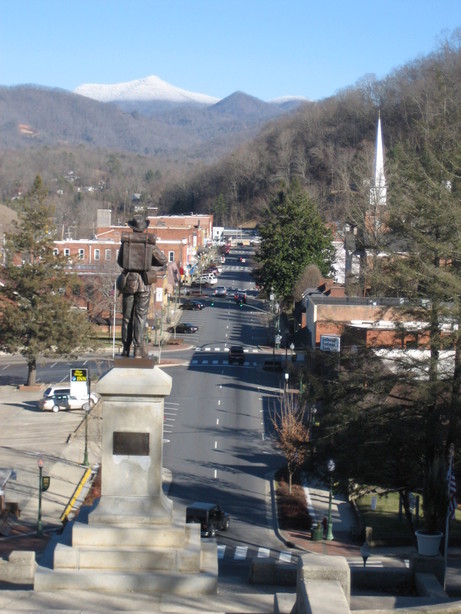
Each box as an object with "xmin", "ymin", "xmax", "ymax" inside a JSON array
[
  {"xmin": 326, "ymin": 459, "xmax": 335, "ymax": 540},
  {"xmin": 83, "ymin": 403, "xmax": 90, "ymax": 467},
  {"xmin": 284, "ymin": 371, "xmax": 289, "ymax": 393},
  {"xmin": 37, "ymin": 458, "xmax": 44, "ymax": 537}
]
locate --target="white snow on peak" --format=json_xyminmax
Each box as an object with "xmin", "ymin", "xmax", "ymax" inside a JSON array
[
  {"xmin": 269, "ymin": 95, "xmax": 309, "ymax": 104},
  {"xmin": 74, "ymin": 75, "xmax": 220, "ymax": 105}
]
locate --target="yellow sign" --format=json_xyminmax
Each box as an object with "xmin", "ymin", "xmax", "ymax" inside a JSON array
[{"xmin": 71, "ymin": 368, "xmax": 88, "ymax": 382}]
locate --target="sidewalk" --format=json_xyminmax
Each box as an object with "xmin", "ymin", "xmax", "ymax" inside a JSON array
[{"xmin": 276, "ymin": 479, "xmax": 420, "ymax": 561}]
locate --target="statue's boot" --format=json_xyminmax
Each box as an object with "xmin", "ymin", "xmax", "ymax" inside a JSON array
[
  {"xmin": 122, "ymin": 344, "xmax": 131, "ymax": 357},
  {"xmin": 134, "ymin": 344, "xmax": 148, "ymax": 359}
]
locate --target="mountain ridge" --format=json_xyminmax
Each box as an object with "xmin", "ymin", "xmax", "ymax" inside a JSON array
[
  {"xmin": 0, "ymin": 84, "xmax": 305, "ymax": 161},
  {"xmin": 73, "ymin": 74, "xmax": 308, "ymax": 108},
  {"xmin": 74, "ymin": 74, "xmax": 220, "ymax": 105}
]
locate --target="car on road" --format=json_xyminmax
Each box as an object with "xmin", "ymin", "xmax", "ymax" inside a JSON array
[
  {"xmin": 186, "ymin": 501, "xmax": 230, "ymax": 538},
  {"xmin": 213, "ymin": 286, "xmax": 227, "ymax": 297},
  {"xmin": 228, "ymin": 345, "xmax": 245, "ymax": 365},
  {"xmin": 234, "ymin": 290, "xmax": 247, "ymax": 304},
  {"xmin": 167, "ymin": 322, "xmax": 198, "ymax": 334},
  {"xmin": 39, "ymin": 392, "xmax": 99, "ymax": 412},
  {"xmin": 179, "ymin": 300, "xmax": 205, "ymax": 310}
]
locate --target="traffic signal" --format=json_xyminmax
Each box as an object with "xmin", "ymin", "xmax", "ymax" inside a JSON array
[{"xmin": 210, "ymin": 299, "xmax": 215, "ymax": 306}]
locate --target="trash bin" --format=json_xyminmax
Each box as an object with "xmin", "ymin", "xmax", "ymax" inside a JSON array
[{"xmin": 312, "ymin": 522, "xmax": 323, "ymax": 541}]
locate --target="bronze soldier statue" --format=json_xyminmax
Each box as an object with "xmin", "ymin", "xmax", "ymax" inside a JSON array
[{"xmin": 117, "ymin": 215, "xmax": 167, "ymax": 358}]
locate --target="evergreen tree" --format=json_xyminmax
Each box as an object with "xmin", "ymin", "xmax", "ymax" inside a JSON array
[
  {"xmin": 0, "ymin": 176, "xmax": 95, "ymax": 385},
  {"xmin": 313, "ymin": 58, "xmax": 461, "ymax": 532},
  {"xmin": 256, "ymin": 185, "xmax": 334, "ymax": 300}
]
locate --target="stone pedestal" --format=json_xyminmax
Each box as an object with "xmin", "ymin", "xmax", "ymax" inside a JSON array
[{"xmin": 34, "ymin": 364, "xmax": 217, "ymax": 595}]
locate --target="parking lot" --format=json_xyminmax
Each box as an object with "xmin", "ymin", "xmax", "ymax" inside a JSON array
[{"xmin": 0, "ymin": 385, "xmax": 101, "ymax": 533}]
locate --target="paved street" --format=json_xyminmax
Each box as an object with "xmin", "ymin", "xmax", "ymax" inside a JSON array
[{"xmin": 0, "ymin": 249, "xmax": 461, "ymax": 610}]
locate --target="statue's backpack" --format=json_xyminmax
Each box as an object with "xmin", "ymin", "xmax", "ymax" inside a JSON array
[{"xmin": 120, "ymin": 232, "xmax": 157, "ymax": 271}]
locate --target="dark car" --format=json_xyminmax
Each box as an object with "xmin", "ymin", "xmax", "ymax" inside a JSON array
[
  {"xmin": 228, "ymin": 345, "xmax": 245, "ymax": 365},
  {"xmin": 186, "ymin": 502, "xmax": 230, "ymax": 538},
  {"xmin": 179, "ymin": 300, "xmax": 205, "ymax": 310},
  {"xmin": 213, "ymin": 286, "xmax": 227, "ymax": 297},
  {"xmin": 167, "ymin": 323, "xmax": 198, "ymax": 334}
]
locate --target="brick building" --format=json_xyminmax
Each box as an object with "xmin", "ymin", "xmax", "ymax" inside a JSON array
[
  {"xmin": 302, "ymin": 291, "xmax": 456, "ymax": 351},
  {"xmin": 52, "ymin": 210, "xmax": 214, "ymax": 338}
]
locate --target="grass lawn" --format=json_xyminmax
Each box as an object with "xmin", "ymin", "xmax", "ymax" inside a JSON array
[{"xmin": 357, "ymin": 491, "xmax": 461, "ymax": 541}]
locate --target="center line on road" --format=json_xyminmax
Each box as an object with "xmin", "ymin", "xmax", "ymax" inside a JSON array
[
  {"xmin": 216, "ymin": 418, "xmax": 219, "ymax": 425},
  {"xmin": 214, "ymin": 441, "xmax": 218, "ymax": 449},
  {"xmin": 214, "ymin": 469, "xmax": 217, "ymax": 478},
  {"xmin": 218, "ymin": 400, "xmax": 221, "ymax": 406}
]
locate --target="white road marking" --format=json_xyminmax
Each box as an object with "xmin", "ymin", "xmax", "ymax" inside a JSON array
[
  {"xmin": 234, "ymin": 546, "xmax": 248, "ymax": 560},
  {"xmin": 258, "ymin": 548, "xmax": 270, "ymax": 558},
  {"xmin": 279, "ymin": 551, "xmax": 292, "ymax": 563}
]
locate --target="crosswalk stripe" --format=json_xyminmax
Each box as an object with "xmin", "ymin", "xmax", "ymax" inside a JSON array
[
  {"xmin": 234, "ymin": 546, "xmax": 248, "ymax": 560},
  {"xmin": 190, "ymin": 358, "xmax": 257, "ymax": 367},
  {"xmin": 258, "ymin": 547, "xmax": 270, "ymax": 558},
  {"xmin": 279, "ymin": 551, "xmax": 292, "ymax": 563}
]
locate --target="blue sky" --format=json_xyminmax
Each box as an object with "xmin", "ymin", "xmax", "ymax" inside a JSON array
[{"xmin": 1, "ymin": 0, "xmax": 460, "ymax": 101}]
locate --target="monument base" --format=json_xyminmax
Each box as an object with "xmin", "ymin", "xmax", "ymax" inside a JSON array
[
  {"xmin": 35, "ymin": 513, "xmax": 218, "ymax": 595},
  {"xmin": 89, "ymin": 493, "xmax": 173, "ymax": 525},
  {"xmin": 34, "ymin": 364, "xmax": 217, "ymax": 595}
]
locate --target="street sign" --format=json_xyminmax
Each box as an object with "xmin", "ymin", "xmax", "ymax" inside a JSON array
[
  {"xmin": 70, "ymin": 368, "xmax": 89, "ymax": 399},
  {"xmin": 320, "ymin": 335, "xmax": 341, "ymax": 353}
]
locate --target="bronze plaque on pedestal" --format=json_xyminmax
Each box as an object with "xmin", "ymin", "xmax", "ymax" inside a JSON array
[{"xmin": 113, "ymin": 432, "xmax": 150, "ymax": 456}]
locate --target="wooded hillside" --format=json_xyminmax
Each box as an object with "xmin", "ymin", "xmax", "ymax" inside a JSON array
[
  {"xmin": 159, "ymin": 32, "xmax": 461, "ymax": 227},
  {"xmin": 0, "ymin": 31, "xmax": 459, "ymax": 235}
]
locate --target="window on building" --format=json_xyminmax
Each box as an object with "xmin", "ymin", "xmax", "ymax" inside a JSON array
[
  {"xmin": 53, "ymin": 248, "xmax": 59, "ymax": 256},
  {"xmin": 168, "ymin": 251, "xmax": 175, "ymax": 262},
  {"xmin": 64, "ymin": 248, "xmax": 70, "ymax": 257},
  {"xmin": 94, "ymin": 249, "xmax": 100, "ymax": 261},
  {"xmin": 105, "ymin": 249, "xmax": 111, "ymax": 260},
  {"xmin": 78, "ymin": 249, "xmax": 85, "ymax": 260}
]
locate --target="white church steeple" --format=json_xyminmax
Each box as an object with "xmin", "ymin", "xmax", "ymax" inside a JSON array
[{"xmin": 370, "ymin": 112, "xmax": 387, "ymax": 207}]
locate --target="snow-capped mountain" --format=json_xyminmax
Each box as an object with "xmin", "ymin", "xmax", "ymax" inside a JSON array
[{"xmin": 74, "ymin": 75, "xmax": 219, "ymax": 105}]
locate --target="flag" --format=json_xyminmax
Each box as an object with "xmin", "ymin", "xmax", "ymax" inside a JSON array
[{"xmin": 447, "ymin": 454, "xmax": 457, "ymax": 521}]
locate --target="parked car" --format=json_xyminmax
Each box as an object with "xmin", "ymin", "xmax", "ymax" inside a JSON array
[
  {"xmin": 39, "ymin": 392, "xmax": 99, "ymax": 412},
  {"xmin": 42, "ymin": 386, "xmax": 71, "ymax": 398},
  {"xmin": 186, "ymin": 502, "xmax": 230, "ymax": 538},
  {"xmin": 167, "ymin": 323, "xmax": 198, "ymax": 334},
  {"xmin": 192, "ymin": 275, "xmax": 217, "ymax": 287},
  {"xmin": 200, "ymin": 275, "xmax": 217, "ymax": 285},
  {"xmin": 228, "ymin": 345, "xmax": 245, "ymax": 365},
  {"xmin": 179, "ymin": 300, "xmax": 205, "ymax": 310},
  {"xmin": 213, "ymin": 286, "xmax": 227, "ymax": 297}
]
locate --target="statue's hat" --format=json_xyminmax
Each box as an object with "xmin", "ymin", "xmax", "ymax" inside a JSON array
[{"xmin": 127, "ymin": 215, "xmax": 150, "ymax": 232}]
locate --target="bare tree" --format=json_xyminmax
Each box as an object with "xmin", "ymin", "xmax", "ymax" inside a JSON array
[{"xmin": 270, "ymin": 393, "xmax": 310, "ymax": 493}]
